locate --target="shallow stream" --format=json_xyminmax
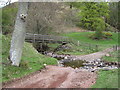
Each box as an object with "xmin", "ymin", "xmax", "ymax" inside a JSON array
[
  {"xmin": 45, "ymin": 52, "xmax": 118, "ymax": 72},
  {"xmin": 57, "ymin": 58, "xmax": 118, "ymax": 72},
  {"xmin": 59, "ymin": 60, "xmax": 85, "ymax": 68}
]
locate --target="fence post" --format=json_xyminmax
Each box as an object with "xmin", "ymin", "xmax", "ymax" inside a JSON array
[
  {"xmin": 40, "ymin": 43, "xmax": 42, "ymax": 50},
  {"xmin": 96, "ymin": 45, "xmax": 98, "ymax": 51},
  {"xmin": 113, "ymin": 45, "xmax": 115, "ymax": 51},
  {"xmin": 77, "ymin": 41, "xmax": 80, "ymax": 46},
  {"xmin": 89, "ymin": 44, "xmax": 91, "ymax": 50},
  {"xmin": 113, "ymin": 45, "xmax": 118, "ymax": 51},
  {"xmin": 115, "ymin": 45, "xmax": 118, "ymax": 51},
  {"xmin": 33, "ymin": 34, "xmax": 35, "ymax": 44}
]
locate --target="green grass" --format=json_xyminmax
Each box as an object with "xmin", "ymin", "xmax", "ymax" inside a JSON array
[
  {"xmin": 102, "ymin": 50, "xmax": 119, "ymax": 62},
  {"xmin": 57, "ymin": 51, "xmax": 86, "ymax": 55},
  {"xmin": 62, "ymin": 32, "xmax": 118, "ymax": 45},
  {"xmin": 2, "ymin": 35, "xmax": 57, "ymax": 83},
  {"xmin": 48, "ymin": 43, "xmax": 60, "ymax": 51},
  {"xmin": 92, "ymin": 69, "xmax": 119, "ymax": 88},
  {"xmin": 92, "ymin": 49, "xmax": 119, "ymax": 88},
  {"xmin": 48, "ymin": 43, "xmax": 98, "ymax": 55},
  {"xmin": 47, "ymin": 32, "xmax": 118, "ymax": 56},
  {"xmin": 56, "ymin": 45, "xmax": 98, "ymax": 55}
]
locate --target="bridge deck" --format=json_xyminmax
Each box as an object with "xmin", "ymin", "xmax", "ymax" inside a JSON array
[{"xmin": 25, "ymin": 33, "xmax": 71, "ymax": 44}]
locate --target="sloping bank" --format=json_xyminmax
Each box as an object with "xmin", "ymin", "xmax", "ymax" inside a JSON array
[{"xmin": 2, "ymin": 35, "xmax": 57, "ymax": 83}]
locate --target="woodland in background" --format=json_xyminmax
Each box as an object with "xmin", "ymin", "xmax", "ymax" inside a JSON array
[
  {"xmin": 2, "ymin": 2, "xmax": 120, "ymax": 35},
  {"xmin": 1, "ymin": 2, "xmax": 119, "ymax": 87}
]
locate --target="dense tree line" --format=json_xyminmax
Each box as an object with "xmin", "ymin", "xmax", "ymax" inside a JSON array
[
  {"xmin": 2, "ymin": 2, "xmax": 78, "ymax": 35},
  {"xmin": 71, "ymin": 2, "xmax": 109, "ymax": 39},
  {"xmin": 70, "ymin": 2, "xmax": 119, "ymax": 39},
  {"xmin": 2, "ymin": 2, "xmax": 119, "ymax": 36}
]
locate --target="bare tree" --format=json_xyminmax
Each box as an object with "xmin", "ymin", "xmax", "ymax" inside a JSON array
[
  {"xmin": 26, "ymin": 2, "xmax": 77, "ymax": 34},
  {"xmin": 10, "ymin": 2, "xmax": 28, "ymax": 66}
]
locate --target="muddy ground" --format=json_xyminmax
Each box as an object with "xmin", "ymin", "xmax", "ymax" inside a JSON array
[{"xmin": 3, "ymin": 65, "xmax": 97, "ymax": 88}]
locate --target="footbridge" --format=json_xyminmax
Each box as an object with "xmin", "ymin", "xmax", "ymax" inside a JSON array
[{"xmin": 25, "ymin": 33, "xmax": 74, "ymax": 44}]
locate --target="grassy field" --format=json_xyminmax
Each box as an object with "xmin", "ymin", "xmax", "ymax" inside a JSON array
[
  {"xmin": 62, "ymin": 32, "xmax": 118, "ymax": 45},
  {"xmin": 48, "ymin": 32, "xmax": 118, "ymax": 55},
  {"xmin": 92, "ymin": 50, "xmax": 119, "ymax": 88},
  {"xmin": 48, "ymin": 43, "xmax": 98, "ymax": 55},
  {"xmin": 92, "ymin": 69, "xmax": 119, "ymax": 88},
  {"xmin": 2, "ymin": 35, "xmax": 57, "ymax": 83}
]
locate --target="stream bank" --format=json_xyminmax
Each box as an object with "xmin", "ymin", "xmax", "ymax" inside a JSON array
[
  {"xmin": 45, "ymin": 47, "xmax": 119, "ymax": 72},
  {"xmin": 3, "ymin": 48, "xmax": 119, "ymax": 88}
]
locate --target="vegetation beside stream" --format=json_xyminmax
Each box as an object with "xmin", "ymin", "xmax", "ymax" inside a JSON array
[
  {"xmin": 62, "ymin": 32, "xmax": 118, "ymax": 45},
  {"xmin": 47, "ymin": 32, "xmax": 118, "ymax": 56},
  {"xmin": 102, "ymin": 50, "xmax": 119, "ymax": 62},
  {"xmin": 1, "ymin": 1, "xmax": 119, "ymax": 88},
  {"xmin": 2, "ymin": 35, "xmax": 57, "ymax": 83},
  {"xmin": 92, "ymin": 50, "xmax": 119, "ymax": 88},
  {"xmin": 92, "ymin": 69, "xmax": 119, "ymax": 88}
]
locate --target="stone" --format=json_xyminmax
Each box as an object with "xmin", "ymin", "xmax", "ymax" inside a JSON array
[
  {"xmin": 95, "ymin": 61, "xmax": 99, "ymax": 64},
  {"xmin": 75, "ymin": 67, "xmax": 78, "ymax": 69},
  {"xmin": 105, "ymin": 54, "xmax": 110, "ymax": 57},
  {"xmin": 103, "ymin": 68, "xmax": 109, "ymax": 71},
  {"xmin": 64, "ymin": 56, "xmax": 68, "ymax": 59},
  {"xmin": 80, "ymin": 49, "xmax": 83, "ymax": 52},
  {"xmin": 96, "ymin": 59, "xmax": 101, "ymax": 61}
]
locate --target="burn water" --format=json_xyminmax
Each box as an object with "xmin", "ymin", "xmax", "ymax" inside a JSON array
[
  {"xmin": 44, "ymin": 52, "xmax": 119, "ymax": 72},
  {"xmin": 56, "ymin": 58, "xmax": 119, "ymax": 72},
  {"xmin": 59, "ymin": 60, "xmax": 85, "ymax": 68}
]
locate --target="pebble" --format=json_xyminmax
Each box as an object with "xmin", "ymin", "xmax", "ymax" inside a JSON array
[{"xmin": 64, "ymin": 56, "xmax": 68, "ymax": 59}]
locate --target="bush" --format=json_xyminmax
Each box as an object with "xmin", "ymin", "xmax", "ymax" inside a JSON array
[
  {"xmin": 103, "ymin": 32, "xmax": 112, "ymax": 39},
  {"xmin": 94, "ymin": 18, "xmax": 105, "ymax": 40},
  {"xmin": 89, "ymin": 32, "xmax": 112, "ymax": 40},
  {"xmin": 104, "ymin": 32, "xmax": 112, "ymax": 36}
]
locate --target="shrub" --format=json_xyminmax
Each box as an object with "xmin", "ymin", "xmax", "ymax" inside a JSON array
[
  {"xmin": 89, "ymin": 32, "xmax": 112, "ymax": 40},
  {"xmin": 103, "ymin": 32, "xmax": 112, "ymax": 39},
  {"xmin": 20, "ymin": 60, "xmax": 29, "ymax": 68},
  {"xmin": 104, "ymin": 32, "xmax": 112, "ymax": 36}
]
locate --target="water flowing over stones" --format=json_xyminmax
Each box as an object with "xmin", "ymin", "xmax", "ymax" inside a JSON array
[
  {"xmin": 58, "ymin": 58, "xmax": 119, "ymax": 72},
  {"xmin": 46, "ymin": 47, "xmax": 119, "ymax": 72}
]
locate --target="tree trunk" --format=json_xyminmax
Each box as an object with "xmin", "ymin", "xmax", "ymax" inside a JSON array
[{"xmin": 10, "ymin": 2, "xmax": 28, "ymax": 66}]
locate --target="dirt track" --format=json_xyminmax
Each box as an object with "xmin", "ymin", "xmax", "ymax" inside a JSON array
[
  {"xmin": 73, "ymin": 47, "xmax": 115, "ymax": 62},
  {"xmin": 3, "ymin": 47, "xmax": 119, "ymax": 88},
  {"xmin": 3, "ymin": 65, "xmax": 97, "ymax": 88}
]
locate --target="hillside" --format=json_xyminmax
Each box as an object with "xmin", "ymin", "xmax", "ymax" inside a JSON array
[
  {"xmin": 2, "ymin": 2, "xmax": 80, "ymax": 35},
  {"xmin": 2, "ymin": 35, "xmax": 57, "ymax": 82}
]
